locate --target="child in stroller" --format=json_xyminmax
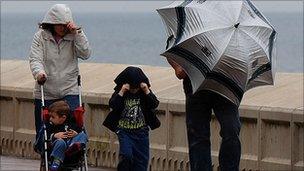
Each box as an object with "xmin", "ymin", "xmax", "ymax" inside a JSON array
[{"xmin": 35, "ymin": 100, "xmax": 88, "ymax": 171}]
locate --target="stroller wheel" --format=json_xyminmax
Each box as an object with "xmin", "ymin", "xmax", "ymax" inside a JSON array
[
  {"xmin": 40, "ymin": 165, "xmax": 46, "ymax": 171},
  {"xmin": 40, "ymin": 159, "xmax": 46, "ymax": 171},
  {"xmin": 60, "ymin": 169, "xmax": 72, "ymax": 171}
]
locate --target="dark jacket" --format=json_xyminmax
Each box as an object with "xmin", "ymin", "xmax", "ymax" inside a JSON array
[
  {"xmin": 103, "ymin": 90, "xmax": 160, "ymax": 132},
  {"xmin": 103, "ymin": 66, "xmax": 160, "ymax": 132},
  {"xmin": 34, "ymin": 115, "xmax": 82, "ymax": 154},
  {"xmin": 40, "ymin": 116, "xmax": 82, "ymax": 142}
]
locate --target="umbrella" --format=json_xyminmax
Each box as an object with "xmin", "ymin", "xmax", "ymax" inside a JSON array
[{"xmin": 157, "ymin": 0, "xmax": 277, "ymax": 105}]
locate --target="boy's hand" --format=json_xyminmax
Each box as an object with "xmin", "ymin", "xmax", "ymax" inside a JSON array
[
  {"xmin": 54, "ymin": 132, "xmax": 68, "ymax": 139},
  {"xmin": 67, "ymin": 129, "xmax": 78, "ymax": 138},
  {"xmin": 140, "ymin": 82, "xmax": 150, "ymax": 94},
  {"xmin": 119, "ymin": 83, "xmax": 130, "ymax": 96}
]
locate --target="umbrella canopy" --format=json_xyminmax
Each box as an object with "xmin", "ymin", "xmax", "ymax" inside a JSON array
[{"xmin": 157, "ymin": 0, "xmax": 277, "ymax": 105}]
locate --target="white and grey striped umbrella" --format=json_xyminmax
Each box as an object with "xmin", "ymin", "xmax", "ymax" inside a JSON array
[{"xmin": 157, "ymin": 0, "xmax": 277, "ymax": 105}]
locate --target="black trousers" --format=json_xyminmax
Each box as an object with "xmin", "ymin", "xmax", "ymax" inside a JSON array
[{"xmin": 186, "ymin": 90, "xmax": 241, "ymax": 171}]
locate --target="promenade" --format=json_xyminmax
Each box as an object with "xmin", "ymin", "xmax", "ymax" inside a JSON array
[
  {"xmin": 0, "ymin": 155, "xmax": 115, "ymax": 171},
  {"xmin": 1, "ymin": 60, "xmax": 303, "ymax": 109},
  {"xmin": 1, "ymin": 59, "xmax": 303, "ymax": 170}
]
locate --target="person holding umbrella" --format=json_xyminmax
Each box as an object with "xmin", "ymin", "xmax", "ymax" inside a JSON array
[
  {"xmin": 167, "ymin": 58, "xmax": 241, "ymax": 171},
  {"xmin": 29, "ymin": 4, "xmax": 91, "ymax": 139}
]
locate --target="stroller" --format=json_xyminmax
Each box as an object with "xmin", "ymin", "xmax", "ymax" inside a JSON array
[{"xmin": 35, "ymin": 75, "xmax": 89, "ymax": 171}]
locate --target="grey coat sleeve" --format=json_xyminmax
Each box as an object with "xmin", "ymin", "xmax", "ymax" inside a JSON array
[
  {"xmin": 74, "ymin": 29, "xmax": 91, "ymax": 60},
  {"xmin": 29, "ymin": 31, "xmax": 45, "ymax": 79}
]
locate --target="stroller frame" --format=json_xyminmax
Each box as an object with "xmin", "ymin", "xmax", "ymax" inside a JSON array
[{"xmin": 39, "ymin": 75, "xmax": 89, "ymax": 171}]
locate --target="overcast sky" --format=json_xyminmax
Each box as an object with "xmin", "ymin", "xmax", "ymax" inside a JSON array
[{"xmin": 1, "ymin": 1, "xmax": 303, "ymax": 13}]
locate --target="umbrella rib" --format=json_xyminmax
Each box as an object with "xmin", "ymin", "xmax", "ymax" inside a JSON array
[
  {"xmin": 169, "ymin": 3, "xmax": 235, "ymax": 47},
  {"xmin": 243, "ymin": 0, "xmax": 277, "ymax": 61},
  {"xmin": 238, "ymin": 28, "xmax": 269, "ymax": 58},
  {"xmin": 174, "ymin": 6, "xmax": 186, "ymax": 45},
  {"xmin": 174, "ymin": 26, "xmax": 232, "ymax": 47},
  {"xmin": 244, "ymin": 0, "xmax": 276, "ymax": 31},
  {"xmin": 236, "ymin": 1, "xmax": 245, "ymax": 27},
  {"xmin": 240, "ymin": 24, "xmax": 272, "ymax": 30}
]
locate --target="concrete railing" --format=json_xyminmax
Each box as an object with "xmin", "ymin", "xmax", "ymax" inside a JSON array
[{"xmin": 1, "ymin": 60, "xmax": 303, "ymax": 170}]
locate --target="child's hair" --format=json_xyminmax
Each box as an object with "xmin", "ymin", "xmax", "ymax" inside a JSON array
[{"xmin": 48, "ymin": 100, "xmax": 70, "ymax": 117}]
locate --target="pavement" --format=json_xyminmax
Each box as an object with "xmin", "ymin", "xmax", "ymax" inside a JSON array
[{"xmin": 0, "ymin": 155, "xmax": 115, "ymax": 171}]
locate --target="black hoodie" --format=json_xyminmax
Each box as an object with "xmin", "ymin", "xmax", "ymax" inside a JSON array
[
  {"xmin": 103, "ymin": 66, "xmax": 161, "ymax": 132},
  {"xmin": 113, "ymin": 66, "xmax": 151, "ymax": 90}
]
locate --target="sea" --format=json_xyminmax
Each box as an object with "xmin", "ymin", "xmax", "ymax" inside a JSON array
[{"xmin": 1, "ymin": 11, "xmax": 303, "ymax": 72}]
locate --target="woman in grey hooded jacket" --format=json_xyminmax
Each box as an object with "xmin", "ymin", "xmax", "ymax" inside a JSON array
[{"xmin": 29, "ymin": 4, "xmax": 91, "ymax": 137}]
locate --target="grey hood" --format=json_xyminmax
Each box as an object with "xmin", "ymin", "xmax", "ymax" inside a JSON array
[{"xmin": 42, "ymin": 4, "xmax": 73, "ymax": 24}]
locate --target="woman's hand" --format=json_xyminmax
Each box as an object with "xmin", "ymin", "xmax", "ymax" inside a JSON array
[
  {"xmin": 66, "ymin": 22, "xmax": 78, "ymax": 34},
  {"xmin": 37, "ymin": 72, "xmax": 47, "ymax": 85},
  {"xmin": 54, "ymin": 132, "xmax": 67, "ymax": 139},
  {"xmin": 119, "ymin": 83, "xmax": 130, "ymax": 96},
  {"xmin": 140, "ymin": 82, "xmax": 150, "ymax": 94},
  {"xmin": 67, "ymin": 129, "xmax": 78, "ymax": 138}
]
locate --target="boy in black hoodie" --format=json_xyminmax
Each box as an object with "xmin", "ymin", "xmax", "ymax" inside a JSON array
[
  {"xmin": 103, "ymin": 66, "xmax": 160, "ymax": 171},
  {"xmin": 35, "ymin": 100, "xmax": 88, "ymax": 171}
]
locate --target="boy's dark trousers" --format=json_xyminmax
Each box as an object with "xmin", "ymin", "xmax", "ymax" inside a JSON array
[
  {"xmin": 117, "ymin": 127, "xmax": 149, "ymax": 171},
  {"xmin": 186, "ymin": 90, "xmax": 241, "ymax": 171}
]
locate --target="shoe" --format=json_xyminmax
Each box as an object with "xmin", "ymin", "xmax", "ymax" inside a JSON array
[
  {"xmin": 65, "ymin": 142, "xmax": 83, "ymax": 157},
  {"xmin": 50, "ymin": 161, "xmax": 60, "ymax": 171},
  {"xmin": 33, "ymin": 144, "xmax": 41, "ymax": 154}
]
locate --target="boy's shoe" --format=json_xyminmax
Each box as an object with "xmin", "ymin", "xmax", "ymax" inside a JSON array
[
  {"xmin": 65, "ymin": 142, "xmax": 84, "ymax": 157},
  {"xmin": 50, "ymin": 158, "xmax": 61, "ymax": 171},
  {"xmin": 50, "ymin": 159, "xmax": 61, "ymax": 171},
  {"xmin": 33, "ymin": 144, "xmax": 41, "ymax": 154}
]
